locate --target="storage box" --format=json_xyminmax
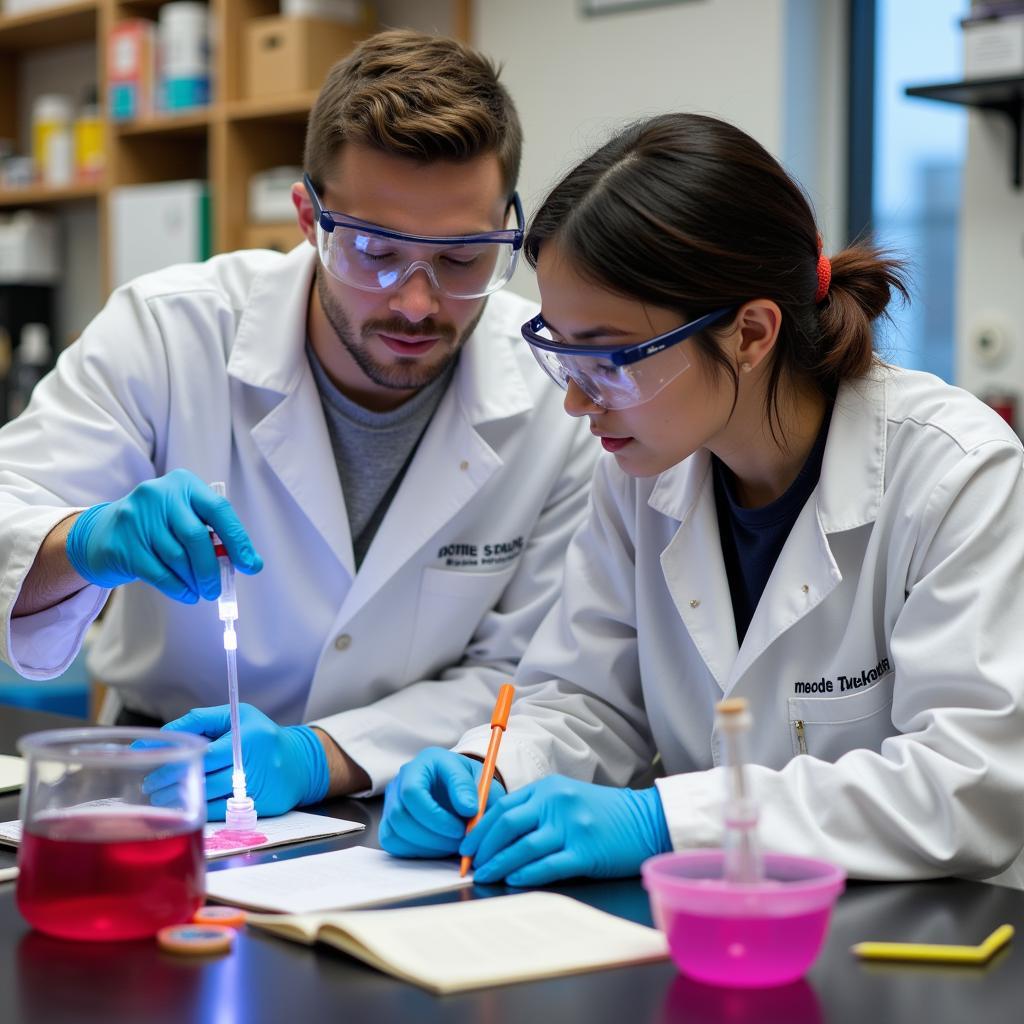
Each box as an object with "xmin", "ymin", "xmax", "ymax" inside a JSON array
[
  {"xmin": 245, "ymin": 222, "xmax": 306, "ymax": 253},
  {"xmin": 111, "ymin": 180, "xmax": 210, "ymax": 288},
  {"xmin": 245, "ymin": 15, "xmax": 369, "ymax": 98},
  {"xmin": 963, "ymin": 10, "xmax": 1024, "ymax": 79},
  {"xmin": 249, "ymin": 166, "xmax": 303, "ymax": 222}
]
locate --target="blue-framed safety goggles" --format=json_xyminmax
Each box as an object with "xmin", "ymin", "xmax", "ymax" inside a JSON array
[
  {"xmin": 520, "ymin": 306, "xmax": 736, "ymax": 409},
  {"xmin": 304, "ymin": 173, "xmax": 524, "ymax": 300}
]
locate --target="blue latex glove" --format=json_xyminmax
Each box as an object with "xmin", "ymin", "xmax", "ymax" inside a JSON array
[
  {"xmin": 379, "ymin": 748, "xmax": 506, "ymax": 859},
  {"xmin": 151, "ymin": 704, "xmax": 330, "ymax": 819},
  {"xmin": 460, "ymin": 776, "xmax": 671, "ymax": 887},
  {"xmin": 66, "ymin": 468, "xmax": 262, "ymax": 604}
]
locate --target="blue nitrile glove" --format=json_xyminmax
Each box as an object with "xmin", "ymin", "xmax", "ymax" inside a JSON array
[
  {"xmin": 379, "ymin": 748, "xmax": 506, "ymax": 859},
  {"xmin": 461, "ymin": 776, "xmax": 671, "ymax": 887},
  {"xmin": 151, "ymin": 704, "xmax": 329, "ymax": 819},
  {"xmin": 66, "ymin": 468, "xmax": 263, "ymax": 604}
]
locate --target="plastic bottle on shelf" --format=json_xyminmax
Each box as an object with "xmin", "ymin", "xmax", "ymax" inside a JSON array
[
  {"xmin": 159, "ymin": 2, "xmax": 211, "ymax": 111},
  {"xmin": 8, "ymin": 323, "xmax": 52, "ymax": 420},
  {"xmin": 74, "ymin": 89, "xmax": 105, "ymax": 181},
  {"xmin": 31, "ymin": 95, "xmax": 73, "ymax": 185}
]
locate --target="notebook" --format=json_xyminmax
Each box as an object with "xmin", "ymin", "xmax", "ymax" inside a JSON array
[
  {"xmin": 247, "ymin": 890, "xmax": 670, "ymax": 994},
  {"xmin": 0, "ymin": 755, "xmax": 26, "ymax": 794},
  {"xmin": 205, "ymin": 845, "xmax": 472, "ymax": 912}
]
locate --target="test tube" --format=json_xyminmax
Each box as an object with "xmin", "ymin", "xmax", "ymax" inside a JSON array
[
  {"xmin": 209, "ymin": 481, "xmax": 257, "ymax": 832},
  {"xmin": 716, "ymin": 697, "xmax": 763, "ymax": 884}
]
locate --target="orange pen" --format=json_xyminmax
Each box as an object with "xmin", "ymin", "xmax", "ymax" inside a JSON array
[{"xmin": 459, "ymin": 683, "xmax": 515, "ymax": 877}]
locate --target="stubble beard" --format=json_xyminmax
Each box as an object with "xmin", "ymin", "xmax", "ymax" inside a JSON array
[{"xmin": 316, "ymin": 267, "xmax": 487, "ymax": 392}]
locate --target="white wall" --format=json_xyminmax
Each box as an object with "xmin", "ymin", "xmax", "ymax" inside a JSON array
[{"xmin": 474, "ymin": 0, "xmax": 847, "ymax": 300}]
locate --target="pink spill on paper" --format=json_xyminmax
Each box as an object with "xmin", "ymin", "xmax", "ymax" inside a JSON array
[{"xmin": 205, "ymin": 828, "xmax": 269, "ymax": 852}]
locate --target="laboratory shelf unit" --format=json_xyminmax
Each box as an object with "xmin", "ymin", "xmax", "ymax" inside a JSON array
[
  {"xmin": 0, "ymin": 0, "xmax": 472, "ymax": 300},
  {"xmin": 906, "ymin": 75, "xmax": 1024, "ymax": 188}
]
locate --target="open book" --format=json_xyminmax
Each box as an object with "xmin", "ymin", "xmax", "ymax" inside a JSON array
[{"xmin": 247, "ymin": 890, "xmax": 669, "ymax": 994}]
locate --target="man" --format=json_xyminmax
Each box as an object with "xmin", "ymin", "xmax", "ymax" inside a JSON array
[{"xmin": 0, "ymin": 30, "xmax": 595, "ymax": 818}]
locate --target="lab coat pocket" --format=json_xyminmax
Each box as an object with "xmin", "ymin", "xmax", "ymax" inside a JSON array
[
  {"xmin": 405, "ymin": 564, "xmax": 518, "ymax": 679},
  {"xmin": 787, "ymin": 677, "xmax": 895, "ymax": 762}
]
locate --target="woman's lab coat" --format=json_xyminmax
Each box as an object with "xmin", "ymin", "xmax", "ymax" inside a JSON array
[
  {"xmin": 0, "ymin": 245, "xmax": 596, "ymax": 791},
  {"xmin": 458, "ymin": 368, "xmax": 1024, "ymax": 885}
]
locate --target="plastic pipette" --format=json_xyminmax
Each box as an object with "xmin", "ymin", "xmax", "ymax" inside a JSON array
[
  {"xmin": 715, "ymin": 697, "xmax": 762, "ymax": 883},
  {"xmin": 209, "ymin": 481, "xmax": 257, "ymax": 832}
]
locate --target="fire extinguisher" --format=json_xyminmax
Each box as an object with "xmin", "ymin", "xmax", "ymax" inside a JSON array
[{"xmin": 982, "ymin": 391, "xmax": 1018, "ymax": 435}]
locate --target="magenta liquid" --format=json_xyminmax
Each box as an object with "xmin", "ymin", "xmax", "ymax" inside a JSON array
[
  {"xmin": 664, "ymin": 906, "xmax": 830, "ymax": 987},
  {"xmin": 17, "ymin": 809, "xmax": 204, "ymax": 941}
]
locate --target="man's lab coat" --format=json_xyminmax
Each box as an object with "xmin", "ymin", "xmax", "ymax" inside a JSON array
[
  {"xmin": 0, "ymin": 244, "xmax": 596, "ymax": 792},
  {"xmin": 459, "ymin": 368, "xmax": 1024, "ymax": 885}
]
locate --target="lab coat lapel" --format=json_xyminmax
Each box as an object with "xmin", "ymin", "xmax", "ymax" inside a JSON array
[
  {"xmin": 229, "ymin": 244, "xmax": 356, "ymax": 577},
  {"xmin": 654, "ymin": 453, "xmax": 739, "ymax": 692},
  {"xmin": 338, "ymin": 308, "xmax": 534, "ymax": 619},
  {"xmin": 727, "ymin": 372, "xmax": 887, "ymax": 688}
]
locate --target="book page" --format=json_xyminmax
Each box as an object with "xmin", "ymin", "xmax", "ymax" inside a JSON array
[
  {"xmin": 0, "ymin": 755, "xmax": 25, "ymax": 795},
  {"xmin": 249, "ymin": 891, "xmax": 669, "ymax": 994},
  {"xmin": 206, "ymin": 846, "xmax": 472, "ymax": 913},
  {"xmin": 0, "ymin": 807, "xmax": 363, "ymax": 859}
]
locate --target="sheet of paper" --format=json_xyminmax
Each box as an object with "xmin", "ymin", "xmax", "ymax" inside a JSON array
[
  {"xmin": 248, "ymin": 891, "xmax": 670, "ymax": 994},
  {"xmin": 206, "ymin": 845, "xmax": 472, "ymax": 913},
  {"xmin": 0, "ymin": 808, "xmax": 363, "ymax": 859},
  {"xmin": 0, "ymin": 755, "xmax": 25, "ymax": 794}
]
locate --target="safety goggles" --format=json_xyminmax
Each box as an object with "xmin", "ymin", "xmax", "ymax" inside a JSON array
[
  {"xmin": 520, "ymin": 306, "xmax": 736, "ymax": 410},
  {"xmin": 304, "ymin": 174, "xmax": 524, "ymax": 300}
]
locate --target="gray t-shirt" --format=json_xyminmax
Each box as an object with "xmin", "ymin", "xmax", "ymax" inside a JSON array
[{"xmin": 307, "ymin": 341, "xmax": 455, "ymax": 567}]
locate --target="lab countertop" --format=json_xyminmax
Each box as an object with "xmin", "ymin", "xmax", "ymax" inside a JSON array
[{"xmin": 0, "ymin": 706, "xmax": 1022, "ymax": 1023}]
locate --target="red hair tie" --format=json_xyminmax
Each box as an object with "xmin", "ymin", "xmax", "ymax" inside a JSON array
[{"xmin": 815, "ymin": 234, "xmax": 832, "ymax": 303}]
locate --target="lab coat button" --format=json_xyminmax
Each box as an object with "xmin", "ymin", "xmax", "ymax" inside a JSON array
[
  {"xmin": 801, "ymin": 584, "xmax": 810, "ymax": 594},
  {"xmin": 459, "ymin": 460, "xmax": 469, "ymax": 471},
  {"xmin": 334, "ymin": 634, "xmax": 352, "ymax": 651},
  {"xmin": 690, "ymin": 599, "xmax": 700, "ymax": 608}
]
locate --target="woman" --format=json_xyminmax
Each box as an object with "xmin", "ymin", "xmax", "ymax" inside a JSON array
[{"xmin": 379, "ymin": 113, "xmax": 1024, "ymax": 887}]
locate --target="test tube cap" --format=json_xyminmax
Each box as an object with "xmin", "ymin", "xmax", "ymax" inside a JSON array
[{"xmin": 157, "ymin": 923, "xmax": 235, "ymax": 956}]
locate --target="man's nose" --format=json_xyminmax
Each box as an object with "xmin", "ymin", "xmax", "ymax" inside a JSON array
[{"xmin": 388, "ymin": 264, "xmax": 441, "ymax": 323}]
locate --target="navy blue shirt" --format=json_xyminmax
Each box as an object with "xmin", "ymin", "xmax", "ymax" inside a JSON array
[{"xmin": 713, "ymin": 403, "xmax": 834, "ymax": 644}]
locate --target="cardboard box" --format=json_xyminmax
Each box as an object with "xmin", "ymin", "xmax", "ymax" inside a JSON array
[
  {"xmin": 963, "ymin": 12, "xmax": 1024, "ymax": 78},
  {"xmin": 245, "ymin": 15, "xmax": 369, "ymax": 98},
  {"xmin": 245, "ymin": 222, "xmax": 306, "ymax": 253}
]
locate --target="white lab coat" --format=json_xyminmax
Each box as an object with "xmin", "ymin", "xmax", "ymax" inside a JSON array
[
  {"xmin": 0, "ymin": 244, "xmax": 597, "ymax": 792},
  {"xmin": 458, "ymin": 368, "xmax": 1024, "ymax": 886}
]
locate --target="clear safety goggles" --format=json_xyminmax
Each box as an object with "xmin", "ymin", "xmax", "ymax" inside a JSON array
[
  {"xmin": 304, "ymin": 173, "xmax": 524, "ymax": 300},
  {"xmin": 520, "ymin": 306, "xmax": 737, "ymax": 410}
]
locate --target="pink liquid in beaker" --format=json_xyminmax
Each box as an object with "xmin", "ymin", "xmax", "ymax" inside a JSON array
[
  {"xmin": 663, "ymin": 906, "xmax": 832, "ymax": 987},
  {"xmin": 16, "ymin": 809, "xmax": 204, "ymax": 941}
]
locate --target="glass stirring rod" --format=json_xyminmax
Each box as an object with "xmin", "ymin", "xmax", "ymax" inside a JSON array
[
  {"xmin": 715, "ymin": 697, "xmax": 763, "ymax": 883},
  {"xmin": 209, "ymin": 482, "xmax": 257, "ymax": 831}
]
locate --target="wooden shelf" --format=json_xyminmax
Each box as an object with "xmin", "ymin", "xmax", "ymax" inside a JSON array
[
  {"xmin": 0, "ymin": 0, "xmax": 97, "ymax": 51},
  {"xmin": 906, "ymin": 76, "xmax": 1024, "ymax": 188},
  {"xmin": 225, "ymin": 92, "xmax": 320, "ymax": 123},
  {"xmin": 115, "ymin": 108, "xmax": 212, "ymax": 137},
  {"xmin": 0, "ymin": 180, "xmax": 102, "ymax": 207}
]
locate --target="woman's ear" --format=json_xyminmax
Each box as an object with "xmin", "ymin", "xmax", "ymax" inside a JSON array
[{"xmin": 732, "ymin": 299, "xmax": 782, "ymax": 373}]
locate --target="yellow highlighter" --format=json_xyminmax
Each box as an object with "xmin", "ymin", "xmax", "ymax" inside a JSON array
[{"xmin": 852, "ymin": 924, "xmax": 1014, "ymax": 964}]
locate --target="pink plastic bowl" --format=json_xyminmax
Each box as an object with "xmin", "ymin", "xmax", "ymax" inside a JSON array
[{"xmin": 642, "ymin": 850, "xmax": 845, "ymax": 988}]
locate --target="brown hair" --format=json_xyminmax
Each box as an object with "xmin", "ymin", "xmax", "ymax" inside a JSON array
[
  {"xmin": 525, "ymin": 113, "xmax": 910, "ymax": 440},
  {"xmin": 304, "ymin": 29, "xmax": 522, "ymax": 199}
]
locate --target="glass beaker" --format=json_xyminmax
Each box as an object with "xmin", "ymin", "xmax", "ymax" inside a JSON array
[{"xmin": 15, "ymin": 727, "xmax": 207, "ymax": 941}]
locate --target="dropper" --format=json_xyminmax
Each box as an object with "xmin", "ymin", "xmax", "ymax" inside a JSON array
[
  {"xmin": 715, "ymin": 697, "xmax": 762, "ymax": 883},
  {"xmin": 210, "ymin": 481, "xmax": 257, "ymax": 832}
]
